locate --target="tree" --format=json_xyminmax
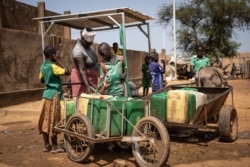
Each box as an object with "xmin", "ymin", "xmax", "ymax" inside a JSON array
[{"xmin": 157, "ymin": 0, "xmax": 250, "ymax": 62}]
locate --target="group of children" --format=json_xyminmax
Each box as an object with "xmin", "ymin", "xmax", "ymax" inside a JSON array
[{"xmin": 141, "ymin": 51, "xmax": 165, "ymax": 96}]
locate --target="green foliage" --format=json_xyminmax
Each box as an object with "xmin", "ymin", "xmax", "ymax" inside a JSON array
[{"xmin": 157, "ymin": 0, "xmax": 250, "ymax": 58}]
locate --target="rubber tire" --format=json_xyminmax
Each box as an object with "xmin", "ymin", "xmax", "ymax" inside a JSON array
[
  {"xmin": 64, "ymin": 113, "xmax": 95, "ymax": 162},
  {"xmin": 218, "ymin": 105, "xmax": 238, "ymax": 142},
  {"xmin": 132, "ymin": 116, "xmax": 170, "ymax": 167}
]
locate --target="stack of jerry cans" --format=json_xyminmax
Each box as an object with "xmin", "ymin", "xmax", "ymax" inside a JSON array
[
  {"xmin": 150, "ymin": 92, "xmax": 168, "ymax": 122},
  {"xmin": 180, "ymin": 87, "xmax": 207, "ymax": 121},
  {"xmin": 167, "ymin": 89, "xmax": 196, "ymax": 123},
  {"xmin": 179, "ymin": 88, "xmax": 197, "ymax": 121},
  {"xmin": 62, "ymin": 95, "xmax": 146, "ymax": 137}
]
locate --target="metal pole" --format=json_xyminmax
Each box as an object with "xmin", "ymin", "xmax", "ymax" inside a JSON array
[
  {"xmin": 41, "ymin": 21, "xmax": 45, "ymax": 62},
  {"xmin": 173, "ymin": 0, "xmax": 177, "ymax": 79},
  {"xmin": 163, "ymin": 23, "xmax": 166, "ymax": 51}
]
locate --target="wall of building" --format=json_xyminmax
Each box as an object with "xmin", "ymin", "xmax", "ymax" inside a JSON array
[
  {"xmin": 0, "ymin": 28, "xmax": 75, "ymax": 106},
  {"xmin": 0, "ymin": 27, "xmax": 147, "ymax": 107},
  {"xmin": 0, "ymin": 0, "xmax": 70, "ymax": 38}
]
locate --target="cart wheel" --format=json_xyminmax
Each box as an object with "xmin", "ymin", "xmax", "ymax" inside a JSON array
[
  {"xmin": 132, "ymin": 116, "xmax": 170, "ymax": 167},
  {"xmin": 218, "ymin": 105, "xmax": 238, "ymax": 142},
  {"xmin": 64, "ymin": 113, "xmax": 95, "ymax": 162}
]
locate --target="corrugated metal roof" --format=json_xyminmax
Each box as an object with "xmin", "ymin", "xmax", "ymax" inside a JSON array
[{"xmin": 33, "ymin": 7, "xmax": 154, "ymax": 31}]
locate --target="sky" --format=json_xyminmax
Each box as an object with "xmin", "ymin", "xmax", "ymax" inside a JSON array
[{"xmin": 18, "ymin": 0, "xmax": 250, "ymax": 55}]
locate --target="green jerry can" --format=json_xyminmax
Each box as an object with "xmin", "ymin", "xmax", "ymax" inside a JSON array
[
  {"xmin": 126, "ymin": 98, "xmax": 145, "ymax": 135},
  {"xmin": 86, "ymin": 99, "xmax": 101, "ymax": 134},
  {"xmin": 187, "ymin": 93, "xmax": 196, "ymax": 122},
  {"xmin": 150, "ymin": 92, "xmax": 168, "ymax": 122},
  {"xmin": 79, "ymin": 94, "xmax": 113, "ymax": 134},
  {"xmin": 63, "ymin": 100, "xmax": 75, "ymax": 120},
  {"xmin": 99, "ymin": 96, "xmax": 127, "ymax": 137}
]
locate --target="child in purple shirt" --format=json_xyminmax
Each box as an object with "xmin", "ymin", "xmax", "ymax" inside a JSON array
[{"xmin": 149, "ymin": 51, "xmax": 165, "ymax": 92}]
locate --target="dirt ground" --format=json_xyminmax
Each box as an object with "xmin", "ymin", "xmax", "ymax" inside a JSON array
[{"xmin": 0, "ymin": 79, "xmax": 250, "ymax": 167}]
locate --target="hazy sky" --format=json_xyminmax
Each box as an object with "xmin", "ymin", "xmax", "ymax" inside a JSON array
[{"xmin": 18, "ymin": 0, "xmax": 250, "ymax": 54}]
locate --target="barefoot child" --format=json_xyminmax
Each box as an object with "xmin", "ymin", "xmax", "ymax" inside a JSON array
[
  {"xmin": 141, "ymin": 55, "xmax": 151, "ymax": 96},
  {"xmin": 149, "ymin": 51, "xmax": 165, "ymax": 92}
]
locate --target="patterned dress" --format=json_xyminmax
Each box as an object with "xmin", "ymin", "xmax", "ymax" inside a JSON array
[
  {"xmin": 71, "ymin": 39, "xmax": 99, "ymax": 96},
  {"xmin": 38, "ymin": 61, "xmax": 65, "ymax": 136}
]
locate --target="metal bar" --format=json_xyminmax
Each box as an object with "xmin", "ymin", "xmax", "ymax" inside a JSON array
[
  {"xmin": 90, "ymin": 98, "xmax": 93, "ymax": 123},
  {"xmin": 106, "ymin": 102, "xmax": 111, "ymax": 137},
  {"xmin": 108, "ymin": 15, "xmax": 120, "ymax": 27},
  {"xmin": 53, "ymin": 126, "xmax": 123, "ymax": 143},
  {"xmin": 35, "ymin": 12, "xmax": 123, "ymax": 24},
  {"xmin": 121, "ymin": 101, "xmax": 124, "ymax": 135},
  {"xmin": 121, "ymin": 136, "xmax": 147, "ymax": 142},
  {"xmin": 63, "ymin": 97, "xmax": 67, "ymax": 126}
]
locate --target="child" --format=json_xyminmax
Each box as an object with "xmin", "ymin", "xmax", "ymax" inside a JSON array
[
  {"xmin": 38, "ymin": 46, "xmax": 70, "ymax": 153},
  {"xmin": 149, "ymin": 51, "xmax": 165, "ymax": 93},
  {"xmin": 141, "ymin": 55, "xmax": 151, "ymax": 96}
]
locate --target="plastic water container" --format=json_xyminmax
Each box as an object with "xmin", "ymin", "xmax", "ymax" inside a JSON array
[
  {"xmin": 78, "ymin": 96, "xmax": 89, "ymax": 115},
  {"xmin": 187, "ymin": 90, "xmax": 207, "ymax": 110},
  {"xmin": 126, "ymin": 98, "xmax": 144, "ymax": 135},
  {"xmin": 178, "ymin": 89, "xmax": 197, "ymax": 122},
  {"xmin": 167, "ymin": 90, "xmax": 189, "ymax": 123},
  {"xmin": 79, "ymin": 94, "xmax": 112, "ymax": 134},
  {"xmin": 181, "ymin": 87, "xmax": 198, "ymax": 92},
  {"xmin": 150, "ymin": 92, "xmax": 168, "ymax": 122},
  {"xmin": 99, "ymin": 96, "xmax": 127, "ymax": 137},
  {"xmin": 86, "ymin": 99, "xmax": 101, "ymax": 134},
  {"xmin": 60, "ymin": 100, "xmax": 75, "ymax": 120},
  {"xmin": 187, "ymin": 93, "xmax": 196, "ymax": 121}
]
